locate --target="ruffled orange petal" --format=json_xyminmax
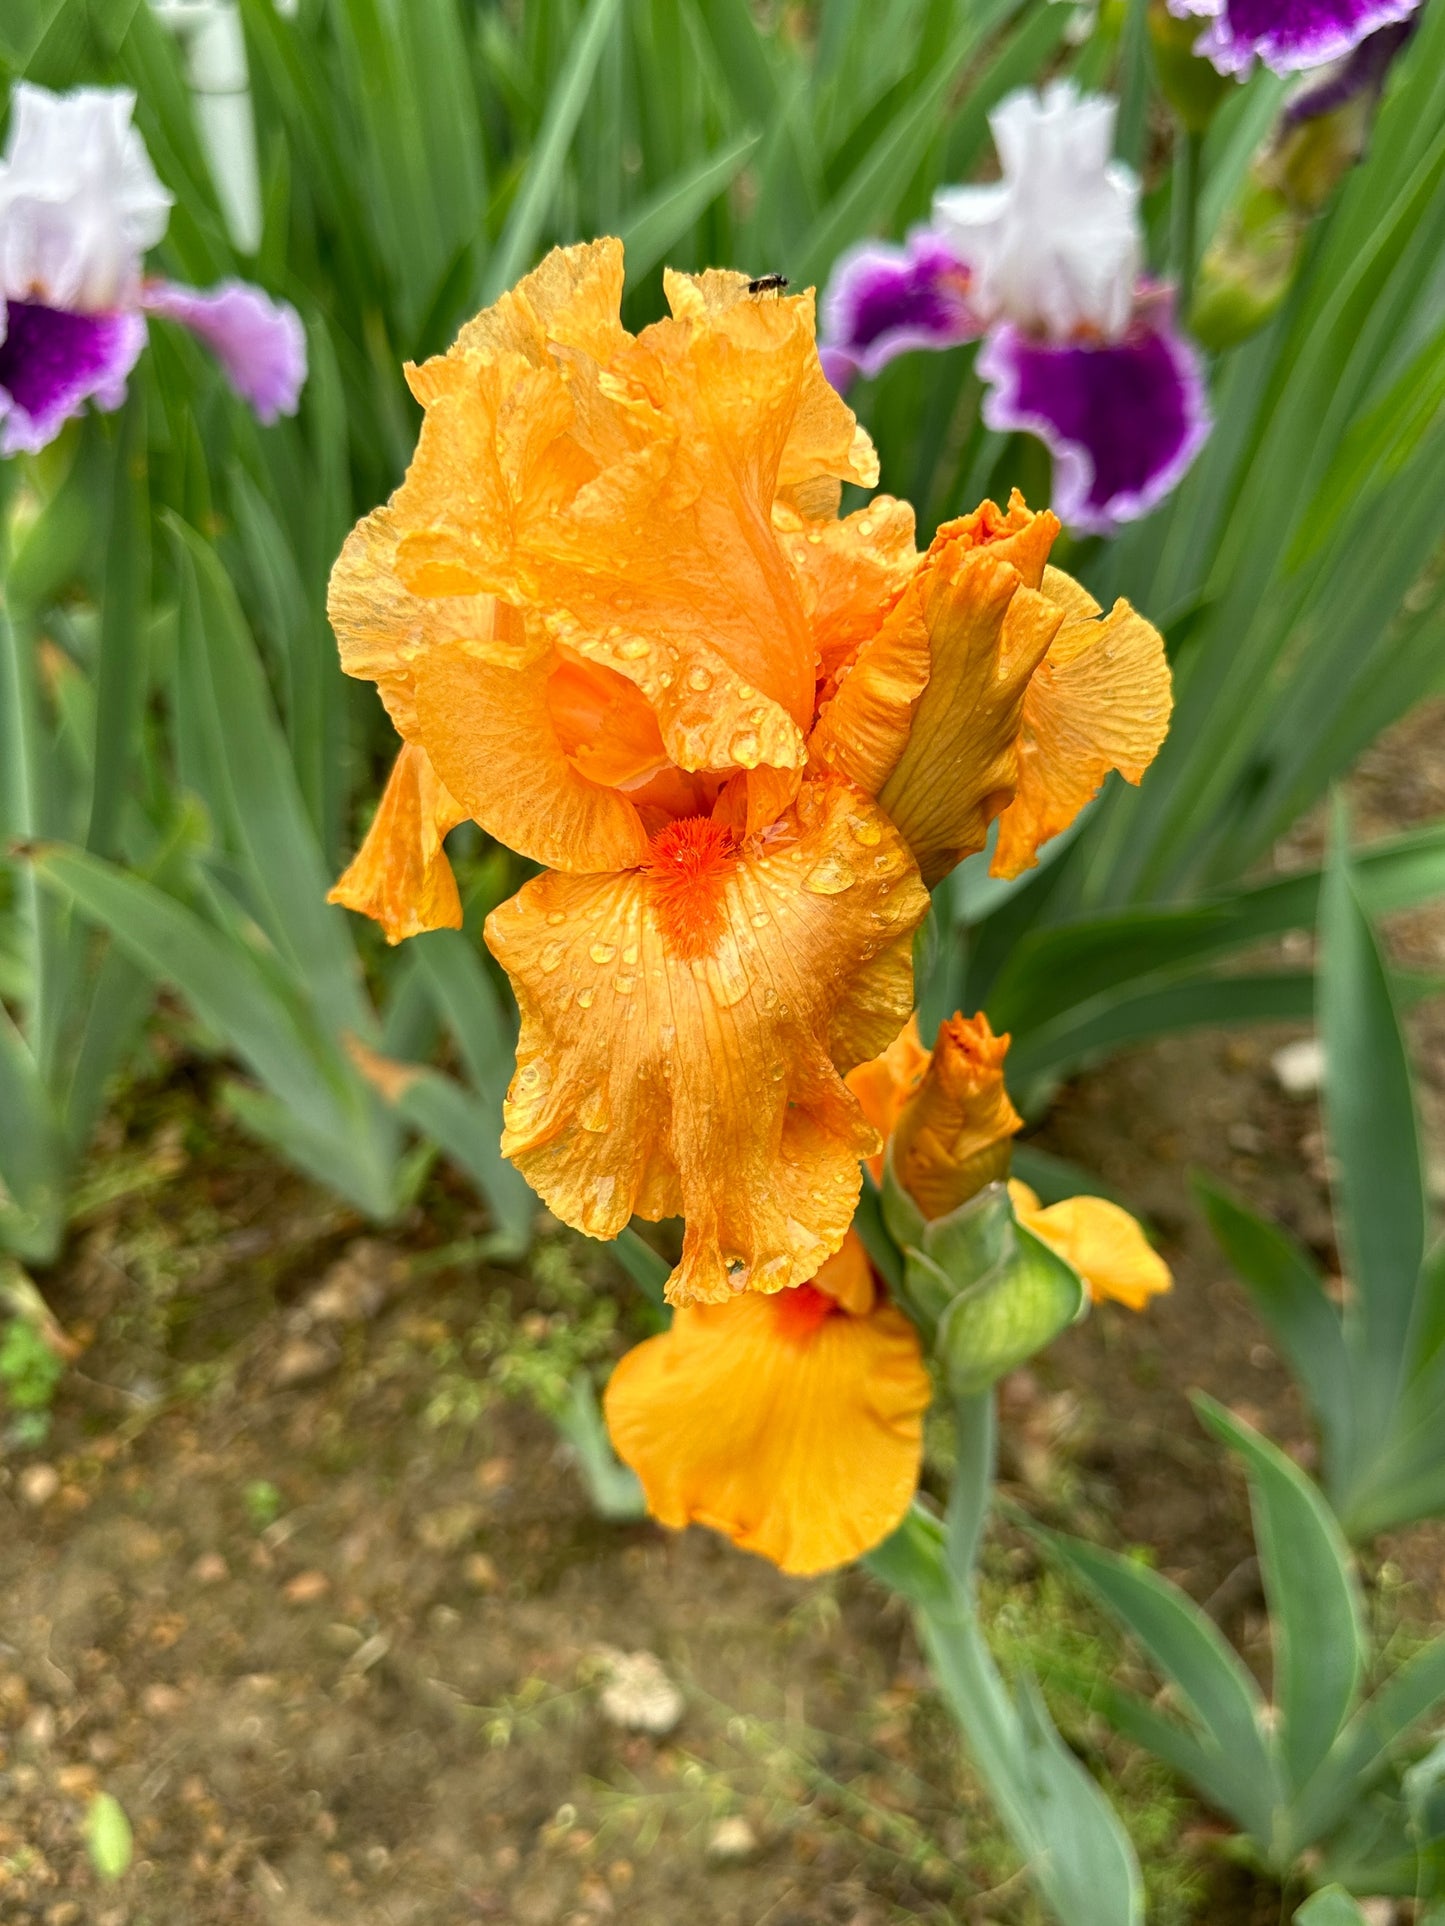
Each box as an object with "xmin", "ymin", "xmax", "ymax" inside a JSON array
[
  {"xmin": 1008, "ymin": 1181, "xmax": 1172, "ymax": 1311},
  {"xmin": 603, "ymin": 1288, "xmax": 929, "ymax": 1576},
  {"xmin": 386, "ymin": 244, "xmax": 876, "ymax": 784},
  {"xmin": 845, "ymin": 1015, "xmax": 931, "ymax": 1183},
  {"xmin": 797, "ymin": 501, "xmax": 932, "ymax": 799},
  {"xmin": 328, "ymin": 504, "xmax": 539, "ymax": 731},
  {"xmin": 877, "ymin": 504, "xmax": 1066, "ymax": 888},
  {"xmin": 893, "ymin": 1013, "xmax": 1023, "ymax": 1220},
  {"xmin": 991, "ymin": 568, "xmax": 1172, "ymax": 880},
  {"xmin": 413, "ymin": 643, "xmax": 650, "ymax": 874},
  {"xmin": 486, "ymin": 782, "xmax": 928, "ymax": 1303},
  {"xmin": 328, "ymin": 743, "xmax": 466, "ymax": 943}
]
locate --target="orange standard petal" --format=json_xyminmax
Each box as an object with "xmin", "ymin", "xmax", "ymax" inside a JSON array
[
  {"xmin": 328, "ymin": 743, "xmax": 467, "ymax": 944},
  {"xmin": 1008, "ymin": 1180, "xmax": 1172, "ymax": 1311},
  {"xmin": 991, "ymin": 566, "xmax": 1173, "ymax": 880},
  {"xmin": 878, "ymin": 498, "xmax": 1066, "ymax": 887},
  {"xmin": 891, "ymin": 1013, "xmax": 1023, "ymax": 1220},
  {"xmin": 603, "ymin": 1281, "xmax": 930, "ymax": 1576},
  {"xmin": 383, "ymin": 241, "xmax": 877, "ymax": 781},
  {"xmin": 485, "ymin": 781, "xmax": 929, "ymax": 1303}
]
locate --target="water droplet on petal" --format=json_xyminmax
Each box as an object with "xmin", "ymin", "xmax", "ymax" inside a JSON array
[
  {"xmin": 618, "ymin": 637, "xmax": 649, "ymax": 661},
  {"xmin": 590, "ymin": 942, "xmax": 617, "ymax": 964},
  {"xmin": 577, "ymin": 988, "xmax": 595, "ymax": 1009},
  {"xmin": 686, "ymin": 666, "xmax": 712, "ymax": 692},
  {"xmin": 622, "ymin": 944, "xmax": 639, "ymax": 966},
  {"xmin": 736, "ymin": 683, "xmax": 755, "ymax": 701},
  {"xmin": 614, "ymin": 975, "xmax": 636, "ymax": 995},
  {"xmin": 848, "ymin": 815, "xmax": 882, "ymax": 847},
  {"xmin": 803, "ymin": 853, "xmax": 856, "ymax": 895},
  {"xmin": 546, "ymin": 910, "xmax": 566, "ymax": 926},
  {"xmin": 539, "ymin": 939, "xmax": 566, "ymax": 972},
  {"xmin": 730, "ymin": 731, "xmax": 760, "ymax": 765},
  {"xmin": 751, "ymin": 910, "xmax": 770, "ymax": 928},
  {"xmin": 579, "ymin": 1088, "xmax": 610, "ymax": 1132}
]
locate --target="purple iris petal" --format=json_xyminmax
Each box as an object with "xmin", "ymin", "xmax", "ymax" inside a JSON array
[
  {"xmin": 978, "ymin": 299, "xmax": 1211, "ymax": 536},
  {"xmin": 1169, "ymin": 0, "xmax": 1421, "ymax": 76},
  {"xmin": 820, "ymin": 231, "xmax": 979, "ymax": 389},
  {"xmin": 1283, "ymin": 18, "xmax": 1416, "ymax": 121},
  {"xmin": 0, "ymin": 300, "xmax": 145, "ymax": 455},
  {"xmin": 142, "ymin": 279, "xmax": 307, "ymax": 423}
]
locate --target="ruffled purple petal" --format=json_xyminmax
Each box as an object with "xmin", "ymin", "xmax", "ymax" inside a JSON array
[
  {"xmin": 1169, "ymin": 0, "xmax": 1421, "ymax": 75},
  {"xmin": 978, "ymin": 296, "xmax": 1211, "ymax": 536},
  {"xmin": 819, "ymin": 231, "xmax": 979, "ymax": 389},
  {"xmin": 0, "ymin": 300, "xmax": 145, "ymax": 456},
  {"xmin": 142, "ymin": 279, "xmax": 307, "ymax": 423}
]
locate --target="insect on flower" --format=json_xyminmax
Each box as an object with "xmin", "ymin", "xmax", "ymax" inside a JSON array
[{"xmin": 746, "ymin": 272, "xmax": 790, "ymax": 293}]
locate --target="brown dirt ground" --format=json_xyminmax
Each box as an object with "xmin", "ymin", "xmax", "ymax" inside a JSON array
[{"xmin": 2, "ymin": 707, "xmax": 1443, "ymax": 1926}]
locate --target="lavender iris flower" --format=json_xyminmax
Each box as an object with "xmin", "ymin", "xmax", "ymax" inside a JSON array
[{"xmin": 0, "ymin": 84, "xmax": 306, "ymax": 455}]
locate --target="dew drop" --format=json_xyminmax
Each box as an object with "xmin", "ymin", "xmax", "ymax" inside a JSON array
[
  {"xmin": 577, "ymin": 987, "xmax": 595, "ymax": 1009},
  {"xmin": 761, "ymin": 986, "xmax": 779, "ymax": 1009},
  {"xmin": 730, "ymin": 731, "xmax": 760, "ymax": 765},
  {"xmin": 617, "ymin": 637, "xmax": 650, "ymax": 661},
  {"xmin": 736, "ymin": 682, "xmax": 755, "ymax": 700},
  {"xmin": 803, "ymin": 853, "xmax": 856, "ymax": 895},
  {"xmin": 751, "ymin": 910, "xmax": 770, "ymax": 928},
  {"xmin": 539, "ymin": 939, "xmax": 566, "ymax": 973},
  {"xmin": 614, "ymin": 974, "xmax": 636, "ymax": 995},
  {"xmin": 622, "ymin": 943, "xmax": 639, "ymax": 966},
  {"xmin": 546, "ymin": 910, "xmax": 566, "ymax": 926},
  {"xmin": 589, "ymin": 942, "xmax": 617, "ymax": 964},
  {"xmin": 848, "ymin": 815, "xmax": 882, "ymax": 847},
  {"xmin": 686, "ymin": 666, "xmax": 712, "ymax": 692},
  {"xmin": 579, "ymin": 1089, "xmax": 610, "ymax": 1133}
]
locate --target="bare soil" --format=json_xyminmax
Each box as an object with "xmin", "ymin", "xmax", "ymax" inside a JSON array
[{"xmin": 3, "ymin": 706, "xmax": 1443, "ymax": 1926}]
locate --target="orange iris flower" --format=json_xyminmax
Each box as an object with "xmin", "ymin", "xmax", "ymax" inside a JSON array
[
  {"xmin": 327, "ymin": 238, "xmax": 1171, "ymax": 1303},
  {"xmin": 603, "ymin": 1010, "xmax": 1169, "ymax": 1576}
]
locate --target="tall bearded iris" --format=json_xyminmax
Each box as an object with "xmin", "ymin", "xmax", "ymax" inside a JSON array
[
  {"xmin": 0, "ymin": 84, "xmax": 305, "ymax": 454},
  {"xmin": 822, "ymin": 84, "xmax": 1211, "ymax": 536},
  {"xmin": 1168, "ymin": 0, "xmax": 1421, "ymax": 74},
  {"xmin": 328, "ymin": 239, "xmax": 1172, "ymax": 1304}
]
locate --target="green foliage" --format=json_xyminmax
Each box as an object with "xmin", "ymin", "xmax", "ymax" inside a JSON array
[
  {"xmin": 0, "ymin": 1313, "xmax": 64, "ymax": 1444},
  {"xmin": 1042, "ymin": 1399, "xmax": 1445, "ymax": 1899},
  {"xmin": 1198, "ymin": 814, "xmax": 1445, "ymax": 1539}
]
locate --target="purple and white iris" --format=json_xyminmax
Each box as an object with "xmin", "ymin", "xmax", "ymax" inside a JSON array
[
  {"xmin": 0, "ymin": 84, "xmax": 306, "ymax": 456},
  {"xmin": 820, "ymin": 82, "xmax": 1210, "ymax": 536},
  {"xmin": 1168, "ymin": 0, "xmax": 1421, "ymax": 77}
]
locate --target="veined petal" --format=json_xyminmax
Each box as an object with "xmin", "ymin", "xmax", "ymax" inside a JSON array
[
  {"xmin": 328, "ymin": 743, "xmax": 466, "ymax": 943},
  {"xmin": 413, "ymin": 643, "xmax": 651, "ymax": 874},
  {"xmin": 992, "ymin": 567, "xmax": 1172, "ymax": 879},
  {"xmin": 603, "ymin": 1288, "xmax": 930, "ymax": 1575},
  {"xmin": 1009, "ymin": 1181, "xmax": 1171, "ymax": 1310},
  {"xmin": 486, "ymin": 782, "xmax": 928, "ymax": 1303},
  {"xmin": 978, "ymin": 298, "xmax": 1211, "ymax": 537},
  {"xmin": 893, "ymin": 1013, "xmax": 1022, "ymax": 1219},
  {"xmin": 878, "ymin": 501, "xmax": 1065, "ymax": 887}
]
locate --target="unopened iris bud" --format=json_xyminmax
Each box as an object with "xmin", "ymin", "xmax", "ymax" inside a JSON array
[
  {"xmin": 1147, "ymin": 2, "xmax": 1236, "ymax": 134},
  {"xmin": 890, "ymin": 1013, "xmax": 1023, "ymax": 1222}
]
